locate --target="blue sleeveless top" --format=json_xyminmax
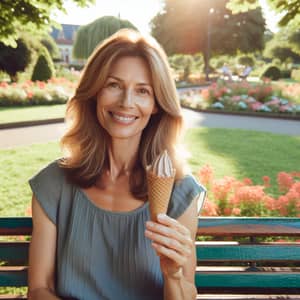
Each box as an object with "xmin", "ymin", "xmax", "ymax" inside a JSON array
[{"xmin": 29, "ymin": 160, "xmax": 206, "ymax": 300}]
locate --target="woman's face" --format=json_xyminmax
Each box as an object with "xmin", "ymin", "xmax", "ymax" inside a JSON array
[{"xmin": 97, "ymin": 56, "xmax": 157, "ymax": 142}]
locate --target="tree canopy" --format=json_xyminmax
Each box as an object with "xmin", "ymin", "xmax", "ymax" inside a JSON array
[
  {"xmin": 73, "ymin": 16, "xmax": 137, "ymax": 59},
  {"xmin": 0, "ymin": 38, "xmax": 31, "ymax": 81},
  {"xmin": 290, "ymin": 30, "xmax": 300, "ymax": 55},
  {"xmin": 150, "ymin": 0, "xmax": 265, "ymax": 77},
  {"xmin": 263, "ymin": 26, "xmax": 300, "ymax": 63},
  {"xmin": 228, "ymin": 0, "xmax": 300, "ymax": 26},
  {"xmin": 0, "ymin": 0, "xmax": 94, "ymax": 47}
]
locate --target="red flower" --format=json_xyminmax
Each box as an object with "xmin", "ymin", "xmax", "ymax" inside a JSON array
[{"xmin": 262, "ymin": 176, "xmax": 271, "ymax": 188}]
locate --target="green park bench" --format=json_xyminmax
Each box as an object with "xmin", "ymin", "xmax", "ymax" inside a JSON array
[
  {"xmin": 0, "ymin": 217, "xmax": 299, "ymax": 299},
  {"xmin": 196, "ymin": 217, "xmax": 300, "ymax": 299}
]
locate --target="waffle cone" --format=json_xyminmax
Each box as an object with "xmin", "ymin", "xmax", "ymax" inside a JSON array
[{"xmin": 147, "ymin": 171, "xmax": 175, "ymax": 221}]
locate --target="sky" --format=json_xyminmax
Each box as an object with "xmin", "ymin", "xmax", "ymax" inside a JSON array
[
  {"xmin": 52, "ymin": 0, "xmax": 281, "ymax": 34},
  {"xmin": 52, "ymin": 0, "xmax": 163, "ymax": 35}
]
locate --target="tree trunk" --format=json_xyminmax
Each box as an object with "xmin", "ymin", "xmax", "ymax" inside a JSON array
[
  {"xmin": 10, "ymin": 74, "xmax": 18, "ymax": 82},
  {"xmin": 203, "ymin": 51, "xmax": 210, "ymax": 82}
]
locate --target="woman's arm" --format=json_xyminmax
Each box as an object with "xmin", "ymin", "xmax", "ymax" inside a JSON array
[
  {"xmin": 28, "ymin": 195, "xmax": 61, "ymax": 300},
  {"xmin": 145, "ymin": 195, "xmax": 199, "ymax": 300}
]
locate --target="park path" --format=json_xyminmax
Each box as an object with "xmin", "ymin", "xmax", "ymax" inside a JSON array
[{"xmin": 0, "ymin": 109, "xmax": 299, "ymax": 149}]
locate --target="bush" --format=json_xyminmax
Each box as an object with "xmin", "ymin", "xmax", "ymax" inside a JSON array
[
  {"xmin": 261, "ymin": 65, "xmax": 281, "ymax": 80},
  {"xmin": 0, "ymin": 38, "xmax": 31, "ymax": 82},
  {"xmin": 67, "ymin": 64, "xmax": 84, "ymax": 71},
  {"xmin": 178, "ymin": 81, "xmax": 300, "ymax": 115},
  {"xmin": 238, "ymin": 56, "xmax": 254, "ymax": 67},
  {"xmin": 0, "ymin": 79, "xmax": 75, "ymax": 106},
  {"xmin": 31, "ymin": 49, "xmax": 55, "ymax": 82},
  {"xmin": 291, "ymin": 69, "xmax": 300, "ymax": 82},
  {"xmin": 198, "ymin": 165, "xmax": 300, "ymax": 217},
  {"xmin": 281, "ymin": 69, "xmax": 291, "ymax": 79}
]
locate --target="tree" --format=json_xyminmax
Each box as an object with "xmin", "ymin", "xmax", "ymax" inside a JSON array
[
  {"xmin": 0, "ymin": 38, "xmax": 31, "ymax": 81},
  {"xmin": 73, "ymin": 16, "xmax": 137, "ymax": 59},
  {"xmin": 40, "ymin": 34, "xmax": 60, "ymax": 60},
  {"xmin": 0, "ymin": 0, "xmax": 94, "ymax": 47},
  {"xmin": 290, "ymin": 30, "xmax": 300, "ymax": 56},
  {"xmin": 227, "ymin": 0, "xmax": 300, "ymax": 26},
  {"xmin": 264, "ymin": 26, "xmax": 300, "ymax": 63},
  {"xmin": 150, "ymin": 0, "xmax": 265, "ymax": 80},
  {"xmin": 31, "ymin": 48, "xmax": 55, "ymax": 82},
  {"xmin": 238, "ymin": 56, "xmax": 255, "ymax": 67}
]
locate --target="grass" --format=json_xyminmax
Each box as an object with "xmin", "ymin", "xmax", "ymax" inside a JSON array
[
  {"xmin": 1, "ymin": 127, "xmax": 299, "ymax": 217},
  {"xmin": 0, "ymin": 142, "xmax": 61, "ymax": 216},
  {"xmin": 0, "ymin": 104, "xmax": 66, "ymax": 124},
  {"xmin": 185, "ymin": 128, "xmax": 300, "ymax": 197}
]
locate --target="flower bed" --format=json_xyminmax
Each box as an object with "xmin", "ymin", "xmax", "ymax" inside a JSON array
[
  {"xmin": 198, "ymin": 165, "xmax": 300, "ymax": 217},
  {"xmin": 179, "ymin": 81, "xmax": 300, "ymax": 117},
  {"xmin": 1, "ymin": 79, "xmax": 300, "ymax": 120},
  {"xmin": 0, "ymin": 78, "xmax": 76, "ymax": 106}
]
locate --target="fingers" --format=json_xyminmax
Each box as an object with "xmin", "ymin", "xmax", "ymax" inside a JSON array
[
  {"xmin": 152, "ymin": 242, "xmax": 188, "ymax": 267},
  {"xmin": 146, "ymin": 214, "xmax": 193, "ymax": 247},
  {"xmin": 145, "ymin": 214, "xmax": 194, "ymax": 265},
  {"xmin": 157, "ymin": 213, "xmax": 191, "ymax": 236},
  {"xmin": 145, "ymin": 228, "xmax": 191, "ymax": 257}
]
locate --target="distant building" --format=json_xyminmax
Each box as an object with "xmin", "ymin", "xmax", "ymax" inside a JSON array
[{"xmin": 50, "ymin": 24, "xmax": 83, "ymax": 65}]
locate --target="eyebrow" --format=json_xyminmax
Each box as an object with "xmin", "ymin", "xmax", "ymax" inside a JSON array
[{"xmin": 108, "ymin": 75, "xmax": 153, "ymax": 88}]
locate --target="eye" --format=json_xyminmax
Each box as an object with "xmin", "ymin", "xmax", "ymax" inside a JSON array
[
  {"xmin": 138, "ymin": 87, "xmax": 150, "ymax": 95},
  {"xmin": 107, "ymin": 81, "xmax": 121, "ymax": 89}
]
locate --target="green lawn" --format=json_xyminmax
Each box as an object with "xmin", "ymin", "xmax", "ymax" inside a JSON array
[
  {"xmin": 185, "ymin": 128, "xmax": 300, "ymax": 197},
  {"xmin": 0, "ymin": 105, "xmax": 66, "ymax": 124},
  {"xmin": 0, "ymin": 127, "xmax": 299, "ymax": 216}
]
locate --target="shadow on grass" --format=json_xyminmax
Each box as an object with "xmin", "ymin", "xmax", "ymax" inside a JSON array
[{"xmin": 185, "ymin": 128, "xmax": 300, "ymax": 196}]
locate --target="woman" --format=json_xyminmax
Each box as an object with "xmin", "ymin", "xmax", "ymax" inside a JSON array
[{"xmin": 28, "ymin": 29, "xmax": 206, "ymax": 300}]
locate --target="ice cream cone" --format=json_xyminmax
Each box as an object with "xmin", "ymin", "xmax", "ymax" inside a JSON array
[{"xmin": 147, "ymin": 170, "xmax": 175, "ymax": 221}]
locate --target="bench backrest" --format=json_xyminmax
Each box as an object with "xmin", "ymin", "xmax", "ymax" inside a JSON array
[
  {"xmin": 0, "ymin": 217, "xmax": 300, "ymax": 297},
  {"xmin": 196, "ymin": 217, "xmax": 300, "ymax": 294}
]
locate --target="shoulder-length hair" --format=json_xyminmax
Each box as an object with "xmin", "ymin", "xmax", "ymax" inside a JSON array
[{"xmin": 60, "ymin": 29, "xmax": 186, "ymax": 200}]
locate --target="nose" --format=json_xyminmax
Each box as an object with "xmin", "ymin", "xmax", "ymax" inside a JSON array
[{"xmin": 119, "ymin": 89, "xmax": 134, "ymax": 108}]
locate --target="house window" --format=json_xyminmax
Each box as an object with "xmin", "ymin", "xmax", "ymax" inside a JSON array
[{"xmin": 58, "ymin": 30, "xmax": 65, "ymax": 40}]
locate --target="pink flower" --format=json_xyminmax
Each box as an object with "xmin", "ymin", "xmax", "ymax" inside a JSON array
[
  {"xmin": 26, "ymin": 91, "xmax": 33, "ymax": 99},
  {"xmin": 279, "ymin": 105, "xmax": 292, "ymax": 112},
  {"xmin": 212, "ymin": 176, "xmax": 235, "ymax": 201},
  {"xmin": 243, "ymin": 178, "xmax": 253, "ymax": 185},
  {"xmin": 0, "ymin": 82, "xmax": 9, "ymax": 88},
  {"xmin": 223, "ymin": 208, "xmax": 232, "ymax": 216},
  {"xmin": 232, "ymin": 95, "xmax": 241, "ymax": 102},
  {"xmin": 249, "ymin": 102, "xmax": 262, "ymax": 111},
  {"xmin": 198, "ymin": 165, "xmax": 214, "ymax": 185},
  {"xmin": 232, "ymin": 207, "xmax": 241, "ymax": 216},
  {"xmin": 262, "ymin": 176, "xmax": 271, "ymax": 187},
  {"xmin": 201, "ymin": 199, "xmax": 219, "ymax": 216},
  {"xmin": 264, "ymin": 196, "xmax": 276, "ymax": 210},
  {"xmin": 25, "ymin": 206, "xmax": 32, "ymax": 216},
  {"xmin": 277, "ymin": 172, "xmax": 294, "ymax": 193}
]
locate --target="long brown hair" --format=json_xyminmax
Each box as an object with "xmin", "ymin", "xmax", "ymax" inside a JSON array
[{"xmin": 60, "ymin": 29, "xmax": 185, "ymax": 199}]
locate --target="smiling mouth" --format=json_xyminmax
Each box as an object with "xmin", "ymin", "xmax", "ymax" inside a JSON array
[{"xmin": 109, "ymin": 112, "xmax": 138, "ymax": 124}]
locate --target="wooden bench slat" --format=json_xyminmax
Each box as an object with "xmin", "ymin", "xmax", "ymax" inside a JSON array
[
  {"xmin": 197, "ymin": 217, "xmax": 300, "ymax": 236},
  {"xmin": 0, "ymin": 217, "xmax": 299, "ymax": 298},
  {"xmin": 196, "ymin": 266, "xmax": 300, "ymax": 272},
  {"xmin": 0, "ymin": 218, "xmax": 32, "ymax": 236},
  {"xmin": 196, "ymin": 243, "xmax": 300, "ymax": 262},
  {"xmin": 0, "ymin": 242, "xmax": 29, "ymax": 263},
  {"xmin": 0, "ymin": 267, "xmax": 27, "ymax": 287},
  {"xmin": 196, "ymin": 295, "xmax": 300, "ymax": 300},
  {"xmin": 0, "ymin": 296, "xmax": 26, "ymax": 300},
  {"xmin": 195, "ymin": 272, "xmax": 300, "ymax": 288}
]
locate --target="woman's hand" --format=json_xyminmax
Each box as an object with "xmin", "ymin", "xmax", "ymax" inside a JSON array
[{"xmin": 145, "ymin": 213, "xmax": 194, "ymax": 279}]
